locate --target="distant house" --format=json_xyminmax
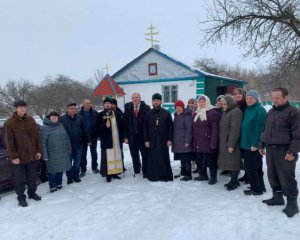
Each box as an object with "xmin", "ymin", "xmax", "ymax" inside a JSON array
[{"xmin": 112, "ymin": 48, "xmax": 246, "ymax": 112}]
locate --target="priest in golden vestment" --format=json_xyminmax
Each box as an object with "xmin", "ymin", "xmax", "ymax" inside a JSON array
[{"xmin": 96, "ymin": 97, "xmax": 124, "ymax": 182}]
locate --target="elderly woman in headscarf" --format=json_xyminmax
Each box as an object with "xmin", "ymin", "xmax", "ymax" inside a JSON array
[
  {"xmin": 219, "ymin": 96, "xmax": 243, "ymax": 191},
  {"xmin": 233, "ymin": 88, "xmax": 248, "ymax": 184},
  {"xmin": 192, "ymin": 95, "xmax": 221, "ymax": 185}
]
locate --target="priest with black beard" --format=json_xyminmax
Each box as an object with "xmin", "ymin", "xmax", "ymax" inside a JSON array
[{"xmin": 143, "ymin": 93, "xmax": 174, "ymax": 181}]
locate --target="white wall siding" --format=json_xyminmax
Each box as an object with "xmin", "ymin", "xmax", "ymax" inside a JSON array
[
  {"xmin": 115, "ymin": 51, "xmax": 198, "ymax": 82},
  {"xmin": 120, "ymin": 80, "xmax": 197, "ymax": 107}
]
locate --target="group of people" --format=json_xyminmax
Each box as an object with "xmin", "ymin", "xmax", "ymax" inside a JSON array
[{"xmin": 3, "ymin": 87, "xmax": 300, "ymax": 218}]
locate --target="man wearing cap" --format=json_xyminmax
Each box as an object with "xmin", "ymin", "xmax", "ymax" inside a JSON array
[
  {"xmin": 60, "ymin": 102, "xmax": 90, "ymax": 184},
  {"xmin": 240, "ymin": 89, "xmax": 267, "ymax": 196},
  {"xmin": 95, "ymin": 97, "xmax": 124, "ymax": 182},
  {"xmin": 123, "ymin": 93, "xmax": 150, "ymax": 177},
  {"xmin": 4, "ymin": 100, "xmax": 42, "ymax": 207},
  {"xmin": 143, "ymin": 93, "xmax": 173, "ymax": 181},
  {"xmin": 259, "ymin": 87, "xmax": 300, "ymax": 217}
]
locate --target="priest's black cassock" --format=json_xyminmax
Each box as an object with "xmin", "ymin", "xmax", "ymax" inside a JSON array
[{"xmin": 144, "ymin": 107, "xmax": 173, "ymax": 181}]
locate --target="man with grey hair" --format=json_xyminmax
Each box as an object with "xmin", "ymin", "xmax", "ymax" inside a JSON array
[{"xmin": 124, "ymin": 93, "xmax": 150, "ymax": 177}]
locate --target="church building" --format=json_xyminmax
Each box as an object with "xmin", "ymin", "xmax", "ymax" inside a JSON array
[{"xmin": 112, "ymin": 47, "xmax": 246, "ymax": 112}]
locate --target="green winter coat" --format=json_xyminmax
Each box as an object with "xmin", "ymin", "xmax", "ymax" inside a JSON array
[
  {"xmin": 240, "ymin": 101, "xmax": 267, "ymax": 150},
  {"xmin": 41, "ymin": 118, "xmax": 72, "ymax": 174}
]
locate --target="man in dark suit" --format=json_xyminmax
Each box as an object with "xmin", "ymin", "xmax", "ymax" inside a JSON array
[{"xmin": 124, "ymin": 93, "xmax": 150, "ymax": 177}]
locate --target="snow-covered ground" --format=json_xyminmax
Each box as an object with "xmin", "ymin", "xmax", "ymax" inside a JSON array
[{"xmin": 0, "ymin": 145, "xmax": 299, "ymax": 240}]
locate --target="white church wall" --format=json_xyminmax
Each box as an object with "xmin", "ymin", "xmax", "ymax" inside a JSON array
[{"xmin": 120, "ymin": 79, "xmax": 197, "ymax": 107}]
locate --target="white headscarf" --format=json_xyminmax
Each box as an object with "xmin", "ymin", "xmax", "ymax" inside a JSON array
[{"xmin": 194, "ymin": 95, "xmax": 215, "ymax": 122}]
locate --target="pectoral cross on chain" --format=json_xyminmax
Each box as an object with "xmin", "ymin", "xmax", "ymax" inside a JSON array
[
  {"xmin": 103, "ymin": 112, "xmax": 112, "ymax": 128},
  {"xmin": 156, "ymin": 117, "xmax": 159, "ymax": 126}
]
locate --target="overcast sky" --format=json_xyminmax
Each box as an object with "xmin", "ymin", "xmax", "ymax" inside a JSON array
[{"xmin": 0, "ymin": 0, "xmax": 263, "ymax": 85}]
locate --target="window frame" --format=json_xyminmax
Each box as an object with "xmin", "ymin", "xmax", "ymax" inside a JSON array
[{"xmin": 162, "ymin": 84, "xmax": 178, "ymax": 103}]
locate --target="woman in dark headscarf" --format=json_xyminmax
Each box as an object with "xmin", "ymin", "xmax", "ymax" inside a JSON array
[
  {"xmin": 218, "ymin": 96, "xmax": 243, "ymax": 191},
  {"xmin": 233, "ymin": 88, "xmax": 248, "ymax": 184}
]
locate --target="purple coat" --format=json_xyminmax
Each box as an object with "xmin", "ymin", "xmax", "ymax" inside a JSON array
[
  {"xmin": 172, "ymin": 109, "xmax": 193, "ymax": 153},
  {"xmin": 192, "ymin": 108, "xmax": 221, "ymax": 154}
]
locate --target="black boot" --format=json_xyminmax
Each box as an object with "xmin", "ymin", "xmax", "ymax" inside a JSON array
[
  {"xmin": 18, "ymin": 195, "xmax": 28, "ymax": 207},
  {"xmin": 262, "ymin": 190, "xmax": 285, "ymax": 206},
  {"xmin": 194, "ymin": 175, "xmax": 208, "ymax": 181},
  {"xmin": 67, "ymin": 177, "xmax": 73, "ymax": 185},
  {"xmin": 226, "ymin": 171, "xmax": 239, "ymax": 191},
  {"xmin": 112, "ymin": 175, "xmax": 121, "ymax": 179},
  {"xmin": 180, "ymin": 176, "xmax": 192, "ymax": 181},
  {"xmin": 73, "ymin": 176, "xmax": 82, "ymax": 183},
  {"xmin": 28, "ymin": 193, "xmax": 42, "ymax": 201},
  {"xmin": 106, "ymin": 176, "xmax": 111, "ymax": 182},
  {"xmin": 208, "ymin": 177, "xmax": 217, "ymax": 185},
  {"xmin": 282, "ymin": 197, "xmax": 299, "ymax": 218}
]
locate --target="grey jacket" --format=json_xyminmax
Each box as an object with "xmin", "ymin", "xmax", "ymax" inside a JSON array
[
  {"xmin": 41, "ymin": 118, "xmax": 72, "ymax": 174},
  {"xmin": 172, "ymin": 109, "xmax": 193, "ymax": 153},
  {"xmin": 218, "ymin": 97, "xmax": 243, "ymax": 171}
]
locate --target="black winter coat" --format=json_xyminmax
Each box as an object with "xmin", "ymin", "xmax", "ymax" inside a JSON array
[
  {"xmin": 78, "ymin": 107, "xmax": 98, "ymax": 141},
  {"xmin": 124, "ymin": 101, "xmax": 150, "ymax": 144},
  {"xmin": 60, "ymin": 113, "xmax": 90, "ymax": 148},
  {"xmin": 259, "ymin": 101, "xmax": 300, "ymax": 155}
]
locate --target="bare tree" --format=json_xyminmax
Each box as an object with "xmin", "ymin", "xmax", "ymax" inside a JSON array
[
  {"xmin": 33, "ymin": 75, "xmax": 93, "ymax": 118},
  {"xmin": 194, "ymin": 55, "xmax": 300, "ymax": 100},
  {"xmin": 200, "ymin": 0, "xmax": 300, "ymax": 72},
  {"xmin": 0, "ymin": 79, "xmax": 36, "ymax": 118}
]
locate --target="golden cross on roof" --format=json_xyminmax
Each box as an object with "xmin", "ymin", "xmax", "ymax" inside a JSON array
[
  {"xmin": 103, "ymin": 64, "xmax": 111, "ymax": 74},
  {"xmin": 145, "ymin": 24, "xmax": 159, "ymax": 47}
]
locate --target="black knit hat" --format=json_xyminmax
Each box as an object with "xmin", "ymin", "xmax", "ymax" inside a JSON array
[
  {"xmin": 152, "ymin": 93, "xmax": 162, "ymax": 101},
  {"xmin": 47, "ymin": 111, "xmax": 60, "ymax": 119},
  {"xmin": 103, "ymin": 97, "xmax": 112, "ymax": 104},
  {"xmin": 111, "ymin": 98, "xmax": 118, "ymax": 105},
  {"xmin": 13, "ymin": 100, "xmax": 27, "ymax": 108}
]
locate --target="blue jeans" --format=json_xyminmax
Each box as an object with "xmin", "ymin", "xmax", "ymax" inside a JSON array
[
  {"xmin": 48, "ymin": 172, "xmax": 63, "ymax": 189},
  {"xmin": 67, "ymin": 145, "xmax": 83, "ymax": 179}
]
